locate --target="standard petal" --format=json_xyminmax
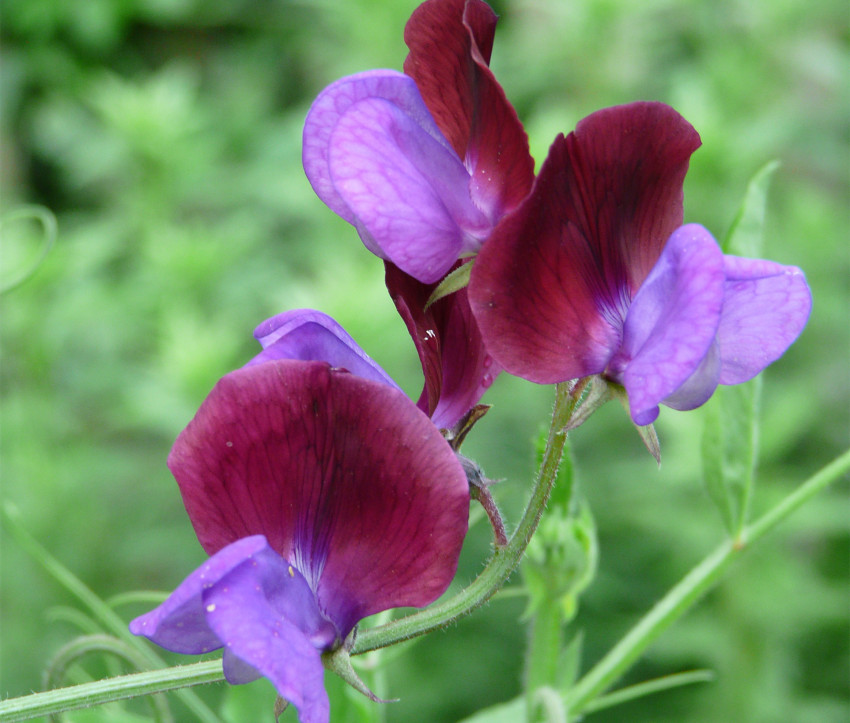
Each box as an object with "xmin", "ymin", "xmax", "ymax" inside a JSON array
[
  {"xmin": 168, "ymin": 360, "xmax": 469, "ymax": 638},
  {"xmin": 248, "ymin": 309, "xmax": 401, "ymax": 391},
  {"xmin": 403, "ymin": 0, "xmax": 534, "ymax": 218},
  {"xmin": 716, "ymin": 255, "xmax": 812, "ymax": 384},
  {"xmin": 386, "ymin": 261, "xmax": 498, "ymax": 429},
  {"xmin": 617, "ymin": 224, "xmax": 726, "ymax": 425},
  {"xmin": 303, "ymin": 70, "xmax": 454, "ymax": 226},
  {"xmin": 328, "ymin": 95, "xmax": 489, "ymax": 282},
  {"xmin": 469, "ymin": 103, "xmax": 702, "ymax": 383}
]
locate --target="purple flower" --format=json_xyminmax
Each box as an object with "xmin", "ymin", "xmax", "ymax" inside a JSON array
[
  {"xmin": 468, "ymin": 102, "xmax": 812, "ymax": 426},
  {"xmin": 302, "ymin": 0, "xmax": 533, "ymax": 284},
  {"xmin": 130, "ymin": 359, "xmax": 469, "ymax": 722}
]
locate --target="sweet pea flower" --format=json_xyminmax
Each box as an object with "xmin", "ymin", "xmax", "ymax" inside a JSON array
[
  {"xmin": 469, "ymin": 102, "xmax": 812, "ymax": 426},
  {"xmin": 302, "ymin": 0, "xmax": 533, "ymax": 284},
  {"xmin": 130, "ymin": 357, "xmax": 469, "ymax": 722}
]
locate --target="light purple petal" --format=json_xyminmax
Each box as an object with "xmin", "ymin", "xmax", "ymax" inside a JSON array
[
  {"xmin": 717, "ymin": 255, "xmax": 812, "ymax": 384},
  {"xmin": 329, "ymin": 96, "xmax": 489, "ymax": 282},
  {"xmin": 615, "ymin": 224, "xmax": 725, "ymax": 425},
  {"xmin": 248, "ymin": 309, "xmax": 401, "ymax": 390},
  {"xmin": 205, "ymin": 554, "xmax": 331, "ymax": 723},
  {"xmin": 303, "ymin": 70, "xmax": 456, "ymax": 226},
  {"xmin": 129, "ymin": 535, "xmax": 268, "ymax": 655},
  {"xmin": 130, "ymin": 536, "xmax": 336, "ymax": 723}
]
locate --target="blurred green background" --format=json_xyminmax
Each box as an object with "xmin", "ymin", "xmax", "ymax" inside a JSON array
[{"xmin": 1, "ymin": 0, "xmax": 847, "ymax": 721}]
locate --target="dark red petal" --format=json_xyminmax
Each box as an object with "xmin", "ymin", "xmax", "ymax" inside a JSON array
[
  {"xmin": 168, "ymin": 360, "xmax": 469, "ymax": 635},
  {"xmin": 403, "ymin": 0, "xmax": 534, "ymax": 217},
  {"xmin": 469, "ymin": 103, "xmax": 701, "ymax": 383},
  {"xmin": 386, "ymin": 261, "xmax": 497, "ymax": 429}
]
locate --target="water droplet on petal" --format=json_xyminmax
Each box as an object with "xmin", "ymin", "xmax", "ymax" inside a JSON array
[
  {"xmin": 481, "ymin": 374, "xmax": 493, "ymax": 389},
  {"xmin": 206, "ymin": 603, "xmax": 216, "ymax": 612},
  {"xmin": 483, "ymin": 355, "xmax": 493, "ymax": 369}
]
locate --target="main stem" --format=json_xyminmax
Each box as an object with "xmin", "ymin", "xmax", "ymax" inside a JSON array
[{"xmin": 353, "ymin": 381, "xmax": 578, "ymax": 654}]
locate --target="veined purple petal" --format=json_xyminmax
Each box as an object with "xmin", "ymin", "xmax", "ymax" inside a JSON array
[
  {"xmin": 303, "ymin": 70, "xmax": 452, "ymax": 225},
  {"xmin": 328, "ymin": 95, "xmax": 489, "ymax": 282},
  {"xmin": 249, "ymin": 309, "xmax": 401, "ymax": 391},
  {"xmin": 717, "ymin": 255, "xmax": 812, "ymax": 384},
  {"xmin": 168, "ymin": 360, "xmax": 469, "ymax": 639},
  {"xmin": 130, "ymin": 536, "xmax": 335, "ymax": 723},
  {"xmin": 616, "ymin": 224, "xmax": 725, "ymax": 425},
  {"xmin": 205, "ymin": 551, "xmax": 331, "ymax": 723}
]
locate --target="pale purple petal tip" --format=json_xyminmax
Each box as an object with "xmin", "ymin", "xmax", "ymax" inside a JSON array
[
  {"xmin": 717, "ymin": 256, "xmax": 812, "ymax": 384},
  {"xmin": 129, "ymin": 535, "xmax": 269, "ymax": 655},
  {"xmin": 618, "ymin": 224, "xmax": 725, "ymax": 425},
  {"xmin": 303, "ymin": 70, "xmax": 487, "ymax": 283},
  {"xmin": 130, "ymin": 536, "xmax": 336, "ymax": 723},
  {"xmin": 249, "ymin": 309, "xmax": 401, "ymax": 391}
]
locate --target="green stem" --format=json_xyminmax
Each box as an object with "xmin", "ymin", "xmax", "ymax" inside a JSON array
[
  {"xmin": 525, "ymin": 599, "xmax": 565, "ymax": 722},
  {"xmin": 353, "ymin": 381, "xmax": 577, "ymax": 654},
  {"xmin": 0, "ymin": 661, "xmax": 223, "ymax": 722},
  {"xmin": 564, "ymin": 447, "xmax": 850, "ymax": 715}
]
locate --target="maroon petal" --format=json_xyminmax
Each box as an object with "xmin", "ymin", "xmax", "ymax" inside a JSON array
[
  {"xmin": 469, "ymin": 102, "xmax": 701, "ymax": 383},
  {"xmin": 403, "ymin": 0, "xmax": 534, "ymax": 219},
  {"xmin": 386, "ymin": 261, "xmax": 498, "ymax": 429},
  {"xmin": 169, "ymin": 359, "xmax": 469, "ymax": 637}
]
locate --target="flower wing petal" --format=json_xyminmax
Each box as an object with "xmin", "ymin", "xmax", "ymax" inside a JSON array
[
  {"xmin": 303, "ymin": 70, "xmax": 453, "ymax": 224},
  {"xmin": 404, "ymin": 0, "xmax": 533, "ymax": 217},
  {"xmin": 205, "ymin": 555, "xmax": 330, "ymax": 723},
  {"xmin": 716, "ymin": 256, "xmax": 812, "ymax": 384},
  {"xmin": 619, "ymin": 224, "xmax": 725, "ymax": 425},
  {"xmin": 129, "ymin": 535, "xmax": 268, "ymax": 655},
  {"xmin": 249, "ymin": 309, "xmax": 401, "ymax": 390},
  {"xmin": 328, "ymin": 95, "xmax": 488, "ymax": 282}
]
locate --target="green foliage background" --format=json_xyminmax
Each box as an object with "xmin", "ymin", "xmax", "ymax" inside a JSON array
[{"xmin": 1, "ymin": 0, "xmax": 847, "ymax": 721}]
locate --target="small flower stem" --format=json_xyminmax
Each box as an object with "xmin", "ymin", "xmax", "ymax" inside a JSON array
[
  {"xmin": 563, "ymin": 447, "xmax": 850, "ymax": 716},
  {"xmin": 353, "ymin": 381, "xmax": 579, "ymax": 654},
  {"xmin": 524, "ymin": 598, "xmax": 566, "ymax": 721},
  {"xmin": 471, "ymin": 483, "xmax": 509, "ymax": 547}
]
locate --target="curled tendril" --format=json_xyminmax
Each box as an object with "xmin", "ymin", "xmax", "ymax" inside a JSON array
[{"xmin": 0, "ymin": 205, "xmax": 58, "ymax": 294}]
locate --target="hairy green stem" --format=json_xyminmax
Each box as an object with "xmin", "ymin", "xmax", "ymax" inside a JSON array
[
  {"xmin": 0, "ymin": 661, "xmax": 223, "ymax": 722},
  {"xmin": 564, "ymin": 447, "xmax": 850, "ymax": 715},
  {"xmin": 353, "ymin": 381, "xmax": 578, "ymax": 654}
]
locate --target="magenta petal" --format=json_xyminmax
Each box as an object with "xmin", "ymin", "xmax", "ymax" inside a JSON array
[
  {"xmin": 168, "ymin": 360, "xmax": 469, "ymax": 637},
  {"xmin": 717, "ymin": 255, "xmax": 812, "ymax": 384},
  {"xmin": 403, "ymin": 0, "xmax": 534, "ymax": 217},
  {"xmin": 249, "ymin": 309, "xmax": 401, "ymax": 391},
  {"xmin": 470, "ymin": 103, "xmax": 701, "ymax": 383},
  {"xmin": 328, "ymin": 95, "xmax": 489, "ymax": 282},
  {"xmin": 386, "ymin": 261, "xmax": 498, "ymax": 428},
  {"xmin": 617, "ymin": 224, "xmax": 725, "ymax": 425}
]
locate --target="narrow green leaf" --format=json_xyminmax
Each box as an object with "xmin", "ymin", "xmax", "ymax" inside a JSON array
[
  {"xmin": 700, "ymin": 376, "xmax": 761, "ymax": 536},
  {"xmin": 581, "ymin": 669, "xmax": 715, "ymax": 714},
  {"xmin": 455, "ymin": 696, "xmax": 524, "ymax": 723},
  {"xmin": 1, "ymin": 504, "xmax": 222, "ymax": 723},
  {"xmin": 423, "ymin": 260, "xmax": 473, "ymax": 309},
  {"xmin": 722, "ymin": 160, "xmax": 779, "ymax": 256}
]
